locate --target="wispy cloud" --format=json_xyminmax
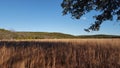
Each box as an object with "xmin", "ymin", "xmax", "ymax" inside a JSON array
[{"xmin": 81, "ymin": 17, "xmax": 87, "ymax": 20}]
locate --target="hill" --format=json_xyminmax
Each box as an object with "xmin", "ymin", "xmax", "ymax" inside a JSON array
[
  {"xmin": 0, "ymin": 29, "xmax": 75, "ymax": 39},
  {"xmin": 0, "ymin": 29, "xmax": 17, "ymax": 39},
  {"xmin": 0, "ymin": 29, "xmax": 120, "ymax": 39},
  {"xmin": 16, "ymin": 32, "xmax": 75, "ymax": 39},
  {"xmin": 77, "ymin": 34, "xmax": 120, "ymax": 38}
]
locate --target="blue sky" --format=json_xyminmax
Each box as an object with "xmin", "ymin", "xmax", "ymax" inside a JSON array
[{"xmin": 0, "ymin": 0, "xmax": 120, "ymax": 35}]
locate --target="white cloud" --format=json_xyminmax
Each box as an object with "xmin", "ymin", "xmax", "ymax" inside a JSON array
[{"xmin": 81, "ymin": 17, "xmax": 87, "ymax": 20}]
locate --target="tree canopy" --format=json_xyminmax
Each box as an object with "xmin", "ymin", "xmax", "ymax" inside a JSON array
[{"xmin": 61, "ymin": 0, "xmax": 120, "ymax": 32}]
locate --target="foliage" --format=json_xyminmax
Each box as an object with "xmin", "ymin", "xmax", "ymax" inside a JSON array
[{"xmin": 61, "ymin": 0, "xmax": 120, "ymax": 31}]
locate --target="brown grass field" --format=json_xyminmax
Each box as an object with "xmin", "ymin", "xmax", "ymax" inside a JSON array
[{"xmin": 0, "ymin": 39, "xmax": 120, "ymax": 68}]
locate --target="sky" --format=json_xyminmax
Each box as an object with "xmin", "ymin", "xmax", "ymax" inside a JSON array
[{"xmin": 0, "ymin": 0, "xmax": 120, "ymax": 35}]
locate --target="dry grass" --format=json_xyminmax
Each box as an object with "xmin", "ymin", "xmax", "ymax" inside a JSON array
[{"xmin": 0, "ymin": 39, "xmax": 120, "ymax": 68}]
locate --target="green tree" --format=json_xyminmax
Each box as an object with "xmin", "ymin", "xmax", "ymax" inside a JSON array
[{"xmin": 61, "ymin": 0, "xmax": 120, "ymax": 32}]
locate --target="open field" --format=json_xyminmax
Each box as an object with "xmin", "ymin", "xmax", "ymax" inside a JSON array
[{"xmin": 0, "ymin": 39, "xmax": 120, "ymax": 68}]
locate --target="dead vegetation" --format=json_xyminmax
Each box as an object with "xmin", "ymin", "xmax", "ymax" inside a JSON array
[{"xmin": 0, "ymin": 39, "xmax": 120, "ymax": 68}]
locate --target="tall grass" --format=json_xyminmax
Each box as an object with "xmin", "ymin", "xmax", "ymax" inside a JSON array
[{"xmin": 0, "ymin": 39, "xmax": 120, "ymax": 68}]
